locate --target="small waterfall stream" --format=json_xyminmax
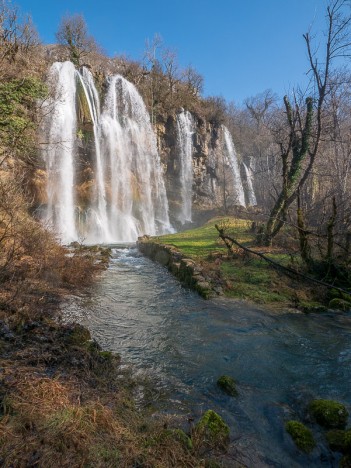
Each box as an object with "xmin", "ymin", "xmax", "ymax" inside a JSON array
[
  {"xmin": 176, "ymin": 110, "xmax": 195, "ymax": 224},
  {"xmin": 42, "ymin": 62, "xmax": 172, "ymax": 244},
  {"xmin": 243, "ymin": 162, "xmax": 257, "ymax": 206},
  {"xmin": 222, "ymin": 126, "xmax": 246, "ymax": 207},
  {"xmin": 43, "ymin": 61, "xmax": 78, "ymax": 243}
]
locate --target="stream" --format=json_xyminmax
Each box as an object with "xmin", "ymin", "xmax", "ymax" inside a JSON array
[{"xmin": 63, "ymin": 246, "xmax": 351, "ymax": 467}]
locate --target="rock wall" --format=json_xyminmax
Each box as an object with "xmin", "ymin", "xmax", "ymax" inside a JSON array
[
  {"xmin": 137, "ymin": 236, "xmax": 222, "ymax": 299},
  {"xmin": 157, "ymin": 115, "xmax": 234, "ymax": 227}
]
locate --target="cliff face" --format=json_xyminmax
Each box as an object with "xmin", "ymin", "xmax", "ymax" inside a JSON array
[{"xmin": 157, "ymin": 114, "xmax": 239, "ymax": 227}]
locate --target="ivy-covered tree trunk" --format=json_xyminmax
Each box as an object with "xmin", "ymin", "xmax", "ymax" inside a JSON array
[{"xmin": 263, "ymin": 96, "xmax": 313, "ymax": 245}]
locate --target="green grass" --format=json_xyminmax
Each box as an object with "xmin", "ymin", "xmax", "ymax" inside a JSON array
[
  {"xmin": 159, "ymin": 217, "xmax": 252, "ymax": 259},
  {"xmin": 156, "ymin": 217, "xmax": 317, "ymax": 308}
]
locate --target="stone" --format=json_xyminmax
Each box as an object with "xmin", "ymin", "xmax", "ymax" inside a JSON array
[
  {"xmin": 217, "ymin": 375, "xmax": 238, "ymax": 396},
  {"xmin": 195, "ymin": 410, "xmax": 230, "ymax": 448},
  {"xmin": 326, "ymin": 429, "xmax": 351, "ymax": 453},
  {"xmin": 154, "ymin": 250, "xmax": 171, "ymax": 266},
  {"xmin": 285, "ymin": 420, "xmax": 315, "ymax": 453},
  {"xmin": 309, "ymin": 399, "xmax": 349, "ymax": 429}
]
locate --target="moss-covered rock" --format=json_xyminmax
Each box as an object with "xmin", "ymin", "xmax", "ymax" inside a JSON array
[
  {"xmin": 196, "ymin": 410, "xmax": 230, "ymax": 448},
  {"xmin": 326, "ymin": 429, "xmax": 351, "ymax": 453},
  {"xmin": 285, "ymin": 420, "xmax": 315, "ymax": 453},
  {"xmin": 217, "ymin": 375, "xmax": 238, "ymax": 397},
  {"xmin": 309, "ymin": 399, "xmax": 349, "ymax": 429}
]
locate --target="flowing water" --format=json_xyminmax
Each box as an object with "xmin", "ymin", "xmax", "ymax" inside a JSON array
[
  {"xmin": 243, "ymin": 162, "xmax": 257, "ymax": 206},
  {"xmin": 42, "ymin": 62, "xmax": 172, "ymax": 244},
  {"xmin": 43, "ymin": 62, "xmax": 78, "ymax": 243},
  {"xmin": 176, "ymin": 110, "xmax": 195, "ymax": 224},
  {"xmin": 64, "ymin": 247, "xmax": 351, "ymax": 467},
  {"xmin": 223, "ymin": 126, "xmax": 246, "ymax": 207}
]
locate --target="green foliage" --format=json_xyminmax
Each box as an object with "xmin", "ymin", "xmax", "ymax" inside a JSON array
[
  {"xmin": 196, "ymin": 410, "xmax": 230, "ymax": 448},
  {"xmin": 285, "ymin": 420, "xmax": 315, "ymax": 453},
  {"xmin": 217, "ymin": 375, "xmax": 238, "ymax": 397},
  {"xmin": 0, "ymin": 76, "xmax": 47, "ymax": 161},
  {"xmin": 309, "ymin": 399, "xmax": 349, "ymax": 429}
]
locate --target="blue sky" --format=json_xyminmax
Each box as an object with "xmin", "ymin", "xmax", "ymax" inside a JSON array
[{"xmin": 16, "ymin": 0, "xmax": 328, "ymax": 104}]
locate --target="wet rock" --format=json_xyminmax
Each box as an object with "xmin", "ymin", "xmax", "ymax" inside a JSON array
[
  {"xmin": 217, "ymin": 375, "xmax": 238, "ymax": 397},
  {"xmin": 285, "ymin": 420, "xmax": 315, "ymax": 453},
  {"xmin": 154, "ymin": 250, "xmax": 170, "ymax": 266},
  {"xmin": 195, "ymin": 410, "xmax": 230, "ymax": 449},
  {"xmin": 309, "ymin": 399, "xmax": 349, "ymax": 429}
]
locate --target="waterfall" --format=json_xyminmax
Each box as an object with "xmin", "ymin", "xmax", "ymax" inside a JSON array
[
  {"xmin": 222, "ymin": 126, "xmax": 246, "ymax": 207},
  {"xmin": 42, "ymin": 62, "xmax": 172, "ymax": 244},
  {"xmin": 77, "ymin": 68, "xmax": 111, "ymax": 242},
  {"xmin": 176, "ymin": 110, "xmax": 194, "ymax": 224},
  {"xmin": 43, "ymin": 61, "xmax": 78, "ymax": 243},
  {"xmin": 99, "ymin": 74, "xmax": 172, "ymax": 241},
  {"xmin": 243, "ymin": 162, "xmax": 257, "ymax": 206}
]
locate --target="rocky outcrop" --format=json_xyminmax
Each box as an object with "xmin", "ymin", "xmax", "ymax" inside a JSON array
[
  {"xmin": 137, "ymin": 237, "xmax": 220, "ymax": 299},
  {"xmin": 156, "ymin": 115, "xmax": 228, "ymax": 227}
]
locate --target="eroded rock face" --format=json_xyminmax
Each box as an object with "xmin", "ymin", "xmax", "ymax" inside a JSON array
[{"xmin": 157, "ymin": 115, "xmax": 228, "ymax": 227}]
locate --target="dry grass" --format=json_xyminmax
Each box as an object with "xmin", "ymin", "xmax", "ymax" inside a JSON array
[{"xmin": 0, "ymin": 365, "xmax": 211, "ymax": 467}]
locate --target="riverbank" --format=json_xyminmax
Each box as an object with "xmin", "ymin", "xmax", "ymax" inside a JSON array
[
  {"xmin": 138, "ymin": 217, "xmax": 335, "ymax": 311},
  {"xmin": 0, "ymin": 242, "xmax": 232, "ymax": 467}
]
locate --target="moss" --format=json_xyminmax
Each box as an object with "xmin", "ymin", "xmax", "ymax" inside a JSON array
[
  {"xmin": 329, "ymin": 298, "xmax": 351, "ymax": 311},
  {"xmin": 65, "ymin": 324, "xmax": 91, "ymax": 347},
  {"xmin": 169, "ymin": 429, "xmax": 193, "ymax": 450},
  {"xmin": 99, "ymin": 351, "xmax": 113, "ymax": 360},
  {"xmin": 145, "ymin": 428, "xmax": 193, "ymax": 450},
  {"xmin": 309, "ymin": 399, "xmax": 349, "ymax": 429},
  {"xmin": 285, "ymin": 420, "xmax": 315, "ymax": 453},
  {"xmin": 196, "ymin": 410, "xmax": 230, "ymax": 448},
  {"xmin": 326, "ymin": 429, "xmax": 351, "ymax": 453},
  {"xmin": 217, "ymin": 375, "xmax": 238, "ymax": 397}
]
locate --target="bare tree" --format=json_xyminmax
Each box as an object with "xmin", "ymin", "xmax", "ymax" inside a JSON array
[
  {"xmin": 182, "ymin": 66, "xmax": 204, "ymax": 97},
  {"xmin": 263, "ymin": 0, "xmax": 351, "ymax": 245},
  {"xmin": 56, "ymin": 14, "xmax": 99, "ymax": 66},
  {"xmin": 0, "ymin": 0, "xmax": 39, "ymax": 64}
]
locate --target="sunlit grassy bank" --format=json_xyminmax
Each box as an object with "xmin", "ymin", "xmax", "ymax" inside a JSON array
[{"xmin": 156, "ymin": 217, "xmax": 325, "ymax": 310}]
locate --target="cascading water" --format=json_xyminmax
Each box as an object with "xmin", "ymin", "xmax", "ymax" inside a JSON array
[
  {"xmin": 77, "ymin": 68, "xmax": 111, "ymax": 242},
  {"xmin": 43, "ymin": 61, "xmax": 78, "ymax": 243},
  {"xmin": 176, "ymin": 110, "xmax": 194, "ymax": 224},
  {"xmin": 243, "ymin": 162, "xmax": 257, "ymax": 206},
  {"xmin": 222, "ymin": 126, "xmax": 246, "ymax": 206},
  {"xmin": 99, "ymin": 75, "xmax": 172, "ymax": 242},
  {"xmin": 42, "ymin": 62, "xmax": 172, "ymax": 244}
]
